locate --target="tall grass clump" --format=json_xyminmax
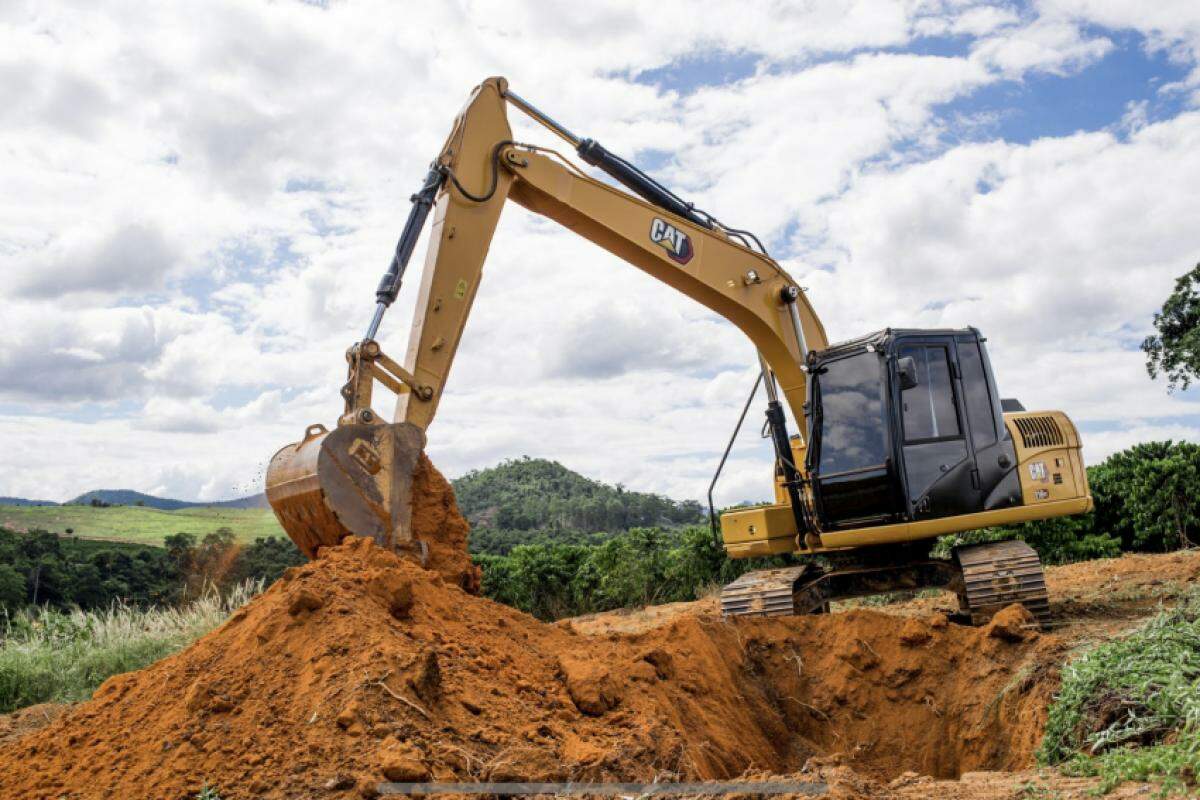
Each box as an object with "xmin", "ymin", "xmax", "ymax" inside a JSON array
[
  {"xmin": 0, "ymin": 581, "xmax": 260, "ymax": 714},
  {"xmin": 1039, "ymin": 590, "xmax": 1200, "ymax": 794}
]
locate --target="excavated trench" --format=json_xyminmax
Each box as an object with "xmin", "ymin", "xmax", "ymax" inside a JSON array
[
  {"xmin": 0, "ymin": 458, "xmax": 1062, "ymax": 799},
  {"xmin": 645, "ymin": 604, "xmax": 1060, "ymax": 781}
]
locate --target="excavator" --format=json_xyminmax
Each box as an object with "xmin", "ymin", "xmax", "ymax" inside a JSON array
[{"xmin": 265, "ymin": 77, "xmax": 1092, "ymax": 626}]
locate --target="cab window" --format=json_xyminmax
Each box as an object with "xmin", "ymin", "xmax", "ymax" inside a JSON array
[
  {"xmin": 957, "ymin": 341, "xmax": 997, "ymax": 449},
  {"xmin": 898, "ymin": 345, "xmax": 961, "ymax": 442},
  {"xmin": 816, "ymin": 352, "xmax": 888, "ymax": 474}
]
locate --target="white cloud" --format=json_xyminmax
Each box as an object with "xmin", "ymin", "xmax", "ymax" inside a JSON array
[
  {"xmin": 1082, "ymin": 422, "xmax": 1200, "ymax": 465},
  {"xmin": 970, "ymin": 17, "xmax": 1113, "ymax": 78},
  {"xmin": 1, "ymin": 1, "xmax": 1198, "ymax": 506}
]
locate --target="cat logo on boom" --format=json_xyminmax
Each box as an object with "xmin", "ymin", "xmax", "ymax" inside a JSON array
[{"xmin": 650, "ymin": 217, "xmax": 694, "ymax": 265}]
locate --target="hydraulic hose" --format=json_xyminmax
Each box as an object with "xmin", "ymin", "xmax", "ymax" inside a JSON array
[{"xmin": 365, "ymin": 165, "xmax": 445, "ymax": 340}]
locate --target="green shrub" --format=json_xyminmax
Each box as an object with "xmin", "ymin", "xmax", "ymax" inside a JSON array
[
  {"xmin": 0, "ymin": 581, "xmax": 259, "ymax": 713},
  {"xmin": 475, "ymin": 525, "xmax": 792, "ymax": 620},
  {"xmin": 1039, "ymin": 591, "xmax": 1200, "ymax": 793}
]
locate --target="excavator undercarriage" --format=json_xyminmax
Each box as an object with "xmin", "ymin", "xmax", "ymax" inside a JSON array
[
  {"xmin": 719, "ymin": 540, "xmax": 1050, "ymax": 626},
  {"xmin": 264, "ymin": 77, "xmax": 1089, "ymax": 630}
]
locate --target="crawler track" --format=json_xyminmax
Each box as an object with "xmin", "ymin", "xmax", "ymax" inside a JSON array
[
  {"xmin": 955, "ymin": 539, "xmax": 1051, "ymax": 626},
  {"xmin": 721, "ymin": 539, "xmax": 1051, "ymax": 628}
]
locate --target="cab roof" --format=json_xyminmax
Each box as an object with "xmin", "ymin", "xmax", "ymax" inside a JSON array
[{"xmin": 813, "ymin": 327, "xmax": 982, "ymax": 362}]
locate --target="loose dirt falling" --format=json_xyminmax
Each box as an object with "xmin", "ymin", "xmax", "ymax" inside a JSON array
[{"xmin": 0, "ymin": 459, "xmax": 1065, "ymax": 800}]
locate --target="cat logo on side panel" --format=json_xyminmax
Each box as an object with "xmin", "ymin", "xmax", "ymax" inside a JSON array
[{"xmin": 649, "ymin": 218, "xmax": 694, "ymax": 265}]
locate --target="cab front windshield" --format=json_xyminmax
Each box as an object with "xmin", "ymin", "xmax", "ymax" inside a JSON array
[{"xmin": 814, "ymin": 352, "xmax": 888, "ymax": 475}]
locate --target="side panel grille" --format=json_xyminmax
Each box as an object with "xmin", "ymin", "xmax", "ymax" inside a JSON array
[{"xmin": 1013, "ymin": 415, "xmax": 1064, "ymax": 448}]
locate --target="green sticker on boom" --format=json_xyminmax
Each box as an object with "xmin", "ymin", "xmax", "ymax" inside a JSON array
[{"xmin": 454, "ymin": 279, "xmax": 468, "ymax": 299}]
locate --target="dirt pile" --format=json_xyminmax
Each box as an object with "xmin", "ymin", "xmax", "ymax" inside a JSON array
[
  {"xmin": 0, "ymin": 462, "xmax": 1065, "ymax": 799},
  {"xmin": 410, "ymin": 453, "xmax": 479, "ymax": 593}
]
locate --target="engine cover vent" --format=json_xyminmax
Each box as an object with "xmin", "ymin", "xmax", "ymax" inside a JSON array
[{"xmin": 1013, "ymin": 415, "xmax": 1064, "ymax": 449}]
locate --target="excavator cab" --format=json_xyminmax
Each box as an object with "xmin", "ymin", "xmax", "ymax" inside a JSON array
[{"xmin": 808, "ymin": 328, "xmax": 1021, "ymax": 532}]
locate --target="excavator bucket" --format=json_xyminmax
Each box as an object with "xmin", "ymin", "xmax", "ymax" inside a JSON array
[{"xmin": 265, "ymin": 421, "xmax": 426, "ymax": 559}]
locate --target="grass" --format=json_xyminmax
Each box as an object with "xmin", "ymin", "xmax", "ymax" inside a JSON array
[
  {"xmin": 0, "ymin": 581, "xmax": 260, "ymax": 713},
  {"xmin": 0, "ymin": 504, "xmax": 282, "ymax": 546},
  {"xmin": 1038, "ymin": 590, "xmax": 1200, "ymax": 795}
]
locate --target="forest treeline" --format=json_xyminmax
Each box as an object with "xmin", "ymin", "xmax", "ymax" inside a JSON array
[
  {"xmin": 475, "ymin": 441, "xmax": 1200, "ymax": 620},
  {"xmin": 1, "ymin": 442, "xmax": 1196, "ymax": 620},
  {"xmin": 0, "ymin": 529, "xmax": 303, "ymax": 614}
]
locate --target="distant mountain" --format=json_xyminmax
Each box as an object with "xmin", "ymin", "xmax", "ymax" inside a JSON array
[
  {"xmin": 59, "ymin": 489, "xmax": 270, "ymax": 510},
  {"xmin": 0, "ymin": 497, "xmax": 59, "ymax": 507},
  {"xmin": 208, "ymin": 492, "xmax": 270, "ymax": 510},
  {"xmin": 68, "ymin": 490, "xmax": 192, "ymax": 510}
]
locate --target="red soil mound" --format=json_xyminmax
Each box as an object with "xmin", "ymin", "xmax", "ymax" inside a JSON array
[
  {"xmin": 410, "ymin": 453, "xmax": 479, "ymax": 594},
  {"xmin": 0, "ymin": 462, "xmax": 1064, "ymax": 800}
]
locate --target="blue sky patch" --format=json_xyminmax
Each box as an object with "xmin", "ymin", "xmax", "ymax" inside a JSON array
[
  {"xmin": 630, "ymin": 51, "xmax": 760, "ymax": 94},
  {"xmin": 941, "ymin": 31, "xmax": 1192, "ymax": 146}
]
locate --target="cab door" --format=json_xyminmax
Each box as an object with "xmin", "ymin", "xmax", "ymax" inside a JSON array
[
  {"xmin": 895, "ymin": 338, "xmax": 979, "ymax": 519},
  {"xmin": 954, "ymin": 334, "xmax": 1021, "ymax": 510}
]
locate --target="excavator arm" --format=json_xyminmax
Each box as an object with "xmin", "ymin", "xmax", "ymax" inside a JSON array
[{"xmin": 265, "ymin": 77, "xmax": 827, "ymax": 559}]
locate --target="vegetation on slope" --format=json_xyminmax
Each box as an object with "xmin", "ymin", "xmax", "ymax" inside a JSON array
[
  {"xmin": 476, "ymin": 524, "xmax": 787, "ymax": 620},
  {"xmin": 0, "ymin": 582, "xmax": 259, "ymax": 713},
  {"xmin": 0, "ymin": 528, "xmax": 303, "ymax": 614},
  {"xmin": 454, "ymin": 456, "xmax": 704, "ymax": 555},
  {"xmin": 0, "ymin": 503, "xmax": 282, "ymax": 545},
  {"xmin": 1040, "ymin": 590, "xmax": 1200, "ymax": 793}
]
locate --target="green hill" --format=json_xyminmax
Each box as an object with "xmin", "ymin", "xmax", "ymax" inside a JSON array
[
  {"xmin": 65, "ymin": 489, "xmax": 269, "ymax": 510},
  {"xmin": 453, "ymin": 456, "xmax": 703, "ymax": 555},
  {"xmin": 68, "ymin": 489, "xmax": 192, "ymax": 510}
]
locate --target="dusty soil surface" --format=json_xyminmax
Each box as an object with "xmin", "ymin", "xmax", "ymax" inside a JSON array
[
  {"xmin": 410, "ymin": 453, "xmax": 480, "ymax": 594},
  {"xmin": 0, "ymin": 461, "xmax": 1196, "ymax": 799}
]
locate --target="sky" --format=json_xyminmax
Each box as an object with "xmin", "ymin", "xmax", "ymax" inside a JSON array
[{"xmin": 2, "ymin": 0, "xmax": 1199, "ymax": 506}]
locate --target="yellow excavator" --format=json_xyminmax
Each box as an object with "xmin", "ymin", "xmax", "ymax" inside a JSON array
[{"xmin": 265, "ymin": 77, "xmax": 1092, "ymax": 626}]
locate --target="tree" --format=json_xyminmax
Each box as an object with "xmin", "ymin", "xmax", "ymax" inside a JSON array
[
  {"xmin": 1126, "ymin": 441, "xmax": 1200, "ymax": 550},
  {"xmin": 164, "ymin": 532, "xmax": 196, "ymax": 575},
  {"xmin": 1089, "ymin": 441, "xmax": 1176, "ymax": 550},
  {"xmin": 0, "ymin": 564, "xmax": 25, "ymax": 612},
  {"xmin": 229, "ymin": 537, "xmax": 305, "ymax": 585},
  {"xmin": 1142, "ymin": 262, "xmax": 1200, "ymax": 392}
]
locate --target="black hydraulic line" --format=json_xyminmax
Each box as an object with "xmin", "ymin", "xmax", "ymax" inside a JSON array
[
  {"xmin": 505, "ymin": 84, "xmax": 772, "ymax": 254},
  {"xmin": 443, "ymin": 140, "xmax": 515, "ymax": 204},
  {"xmin": 364, "ymin": 166, "xmax": 445, "ymax": 340},
  {"xmin": 576, "ymin": 138, "xmax": 715, "ymax": 230},
  {"xmin": 718, "ymin": 224, "xmax": 768, "ymax": 255},
  {"xmin": 707, "ymin": 372, "xmax": 764, "ymax": 548},
  {"xmin": 764, "ymin": 399, "xmax": 811, "ymax": 540}
]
